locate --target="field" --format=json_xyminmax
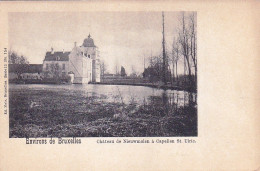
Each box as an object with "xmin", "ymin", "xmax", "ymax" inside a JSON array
[{"xmin": 9, "ymin": 86, "xmax": 197, "ymax": 137}]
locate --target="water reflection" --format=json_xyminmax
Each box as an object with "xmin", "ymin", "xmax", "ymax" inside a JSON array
[
  {"xmin": 145, "ymin": 90, "xmax": 196, "ymax": 116},
  {"xmin": 9, "ymin": 84, "xmax": 197, "ymax": 109}
]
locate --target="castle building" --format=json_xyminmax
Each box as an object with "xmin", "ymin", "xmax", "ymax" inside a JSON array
[
  {"xmin": 42, "ymin": 49, "xmax": 70, "ymax": 79},
  {"xmin": 42, "ymin": 34, "xmax": 100, "ymax": 84}
]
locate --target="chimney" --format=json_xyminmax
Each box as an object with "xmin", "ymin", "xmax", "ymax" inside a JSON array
[
  {"xmin": 74, "ymin": 42, "xmax": 77, "ymax": 48},
  {"xmin": 51, "ymin": 47, "xmax": 54, "ymax": 54}
]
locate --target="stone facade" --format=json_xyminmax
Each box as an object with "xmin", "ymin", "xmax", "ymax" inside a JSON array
[
  {"xmin": 43, "ymin": 60, "xmax": 69, "ymax": 79},
  {"xmin": 69, "ymin": 46, "xmax": 93, "ymax": 83},
  {"xmin": 43, "ymin": 34, "xmax": 101, "ymax": 84}
]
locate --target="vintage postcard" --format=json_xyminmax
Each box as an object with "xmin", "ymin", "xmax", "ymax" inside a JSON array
[
  {"xmin": 0, "ymin": 1, "xmax": 259, "ymax": 170},
  {"xmin": 8, "ymin": 11, "xmax": 197, "ymax": 138}
]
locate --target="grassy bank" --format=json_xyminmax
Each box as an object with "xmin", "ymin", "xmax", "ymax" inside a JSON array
[{"xmin": 9, "ymin": 88, "xmax": 197, "ymax": 137}]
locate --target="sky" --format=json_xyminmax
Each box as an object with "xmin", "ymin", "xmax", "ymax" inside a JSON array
[{"xmin": 9, "ymin": 12, "xmax": 184, "ymax": 74}]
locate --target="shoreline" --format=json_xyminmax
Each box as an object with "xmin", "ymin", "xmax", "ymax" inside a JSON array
[
  {"xmin": 90, "ymin": 82, "xmax": 197, "ymax": 93},
  {"xmin": 9, "ymin": 80, "xmax": 197, "ymax": 93}
]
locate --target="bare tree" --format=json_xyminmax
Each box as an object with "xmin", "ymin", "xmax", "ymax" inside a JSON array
[
  {"xmin": 130, "ymin": 65, "xmax": 137, "ymax": 78},
  {"xmin": 50, "ymin": 63, "xmax": 61, "ymax": 79},
  {"xmin": 100, "ymin": 60, "xmax": 107, "ymax": 81},
  {"xmin": 8, "ymin": 50, "xmax": 29, "ymax": 64},
  {"xmin": 162, "ymin": 12, "xmax": 167, "ymax": 85},
  {"xmin": 172, "ymin": 39, "xmax": 180, "ymax": 84},
  {"xmin": 171, "ymin": 40, "xmax": 175, "ymax": 83},
  {"xmin": 189, "ymin": 13, "xmax": 197, "ymax": 84},
  {"xmin": 178, "ymin": 12, "xmax": 193, "ymax": 86}
]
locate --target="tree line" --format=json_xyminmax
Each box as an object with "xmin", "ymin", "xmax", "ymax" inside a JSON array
[
  {"xmin": 143, "ymin": 12, "xmax": 197, "ymax": 90},
  {"xmin": 8, "ymin": 50, "xmax": 29, "ymax": 64}
]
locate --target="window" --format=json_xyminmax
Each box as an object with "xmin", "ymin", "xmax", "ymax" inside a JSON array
[
  {"xmin": 88, "ymin": 54, "xmax": 90, "ymax": 58},
  {"xmin": 62, "ymin": 64, "xmax": 65, "ymax": 70}
]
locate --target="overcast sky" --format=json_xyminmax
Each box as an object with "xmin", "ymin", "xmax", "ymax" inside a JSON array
[{"xmin": 9, "ymin": 12, "xmax": 183, "ymax": 74}]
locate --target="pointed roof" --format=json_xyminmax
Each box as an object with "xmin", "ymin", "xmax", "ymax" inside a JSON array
[{"xmin": 82, "ymin": 34, "xmax": 96, "ymax": 47}]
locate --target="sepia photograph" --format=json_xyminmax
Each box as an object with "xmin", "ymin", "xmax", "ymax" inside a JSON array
[
  {"xmin": 1, "ymin": 1, "xmax": 259, "ymax": 170},
  {"xmin": 8, "ymin": 12, "xmax": 197, "ymax": 138}
]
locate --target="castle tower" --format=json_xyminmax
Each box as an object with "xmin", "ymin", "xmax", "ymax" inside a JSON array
[
  {"xmin": 81, "ymin": 34, "xmax": 100, "ymax": 82},
  {"xmin": 68, "ymin": 34, "xmax": 100, "ymax": 84}
]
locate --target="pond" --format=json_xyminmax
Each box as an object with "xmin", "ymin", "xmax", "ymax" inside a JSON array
[
  {"xmin": 9, "ymin": 84, "xmax": 198, "ymax": 137},
  {"xmin": 9, "ymin": 84, "xmax": 197, "ymax": 107}
]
